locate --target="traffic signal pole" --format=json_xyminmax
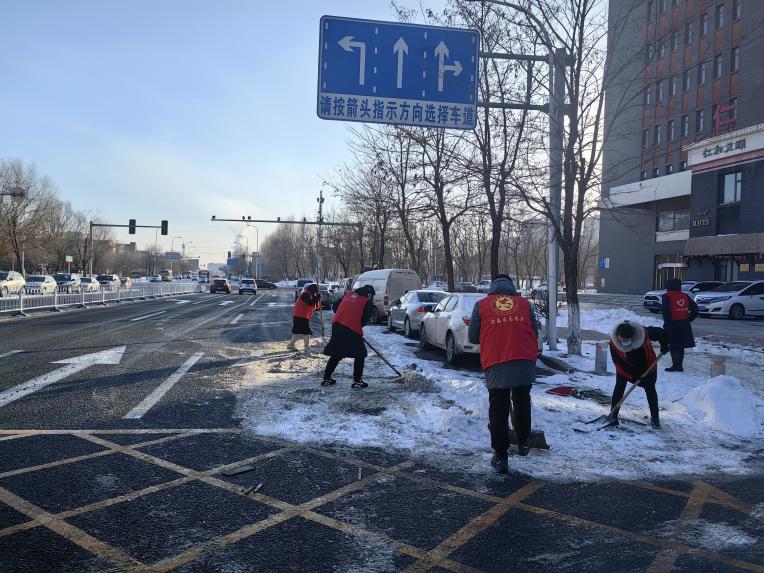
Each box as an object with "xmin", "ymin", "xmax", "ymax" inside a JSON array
[{"xmin": 89, "ymin": 220, "xmax": 168, "ymax": 276}]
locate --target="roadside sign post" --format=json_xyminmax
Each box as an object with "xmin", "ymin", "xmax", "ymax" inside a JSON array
[
  {"xmin": 317, "ymin": 16, "xmax": 479, "ymax": 130},
  {"xmin": 65, "ymin": 255, "xmax": 73, "ymax": 274}
]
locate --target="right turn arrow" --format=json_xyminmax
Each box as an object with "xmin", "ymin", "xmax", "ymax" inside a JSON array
[{"xmin": 435, "ymin": 41, "xmax": 463, "ymax": 92}]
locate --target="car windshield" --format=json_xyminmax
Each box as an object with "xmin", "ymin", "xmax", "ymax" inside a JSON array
[
  {"xmin": 96, "ymin": 275, "xmax": 112, "ymax": 281},
  {"xmin": 213, "ymin": 279, "xmax": 226, "ymax": 284},
  {"xmin": 53, "ymin": 274, "xmax": 70, "ymax": 281},
  {"xmin": 27, "ymin": 276, "xmax": 45, "ymax": 282},
  {"xmin": 242, "ymin": 280, "xmax": 254, "ymax": 284},
  {"xmin": 418, "ymin": 292, "xmax": 447, "ymax": 303},
  {"xmin": 710, "ymin": 281, "xmax": 751, "ymax": 292},
  {"xmin": 81, "ymin": 278, "xmax": 92, "ymax": 283},
  {"xmin": 680, "ymin": 282, "xmax": 696, "ymax": 290}
]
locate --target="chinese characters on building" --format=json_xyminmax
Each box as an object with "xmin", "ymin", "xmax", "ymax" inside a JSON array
[{"xmin": 702, "ymin": 138, "xmax": 746, "ymax": 159}]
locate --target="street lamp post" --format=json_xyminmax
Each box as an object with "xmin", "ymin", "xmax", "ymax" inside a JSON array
[
  {"xmin": 1, "ymin": 186, "xmax": 27, "ymax": 274},
  {"xmin": 246, "ymin": 225, "xmax": 260, "ymax": 278},
  {"xmin": 170, "ymin": 236, "xmax": 182, "ymax": 274}
]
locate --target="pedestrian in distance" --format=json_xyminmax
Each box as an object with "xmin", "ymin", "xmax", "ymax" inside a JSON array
[
  {"xmin": 661, "ymin": 278, "xmax": 698, "ymax": 372},
  {"xmin": 321, "ymin": 285, "xmax": 376, "ymax": 389},
  {"xmin": 609, "ymin": 320, "xmax": 669, "ymax": 429},
  {"xmin": 288, "ymin": 283, "xmax": 320, "ymax": 353},
  {"xmin": 468, "ymin": 274, "xmax": 540, "ymax": 475}
]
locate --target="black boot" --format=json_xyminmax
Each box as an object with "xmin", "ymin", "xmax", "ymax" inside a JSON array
[
  {"xmin": 320, "ymin": 378, "xmax": 337, "ymax": 386},
  {"xmin": 651, "ymin": 415, "xmax": 661, "ymax": 429},
  {"xmin": 517, "ymin": 441, "xmax": 530, "ymax": 457},
  {"xmin": 491, "ymin": 453, "xmax": 508, "ymax": 475}
]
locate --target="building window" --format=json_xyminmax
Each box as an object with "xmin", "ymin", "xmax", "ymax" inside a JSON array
[
  {"xmin": 729, "ymin": 97, "xmax": 738, "ymax": 119},
  {"xmin": 731, "ymin": 46, "xmax": 740, "ymax": 72},
  {"xmin": 715, "ymin": 4, "xmax": 726, "ymax": 29},
  {"xmin": 685, "ymin": 22, "xmax": 694, "ymax": 44},
  {"xmin": 653, "ymin": 167, "xmax": 661, "ymax": 177},
  {"xmin": 714, "ymin": 54, "xmax": 723, "ymax": 78},
  {"xmin": 733, "ymin": 0, "xmax": 742, "ymax": 20},
  {"xmin": 683, "ymin": 69, "xmax": 692, "ymax": 91},
  {"xmin": 697, "ymin": 62, "xmax": 706, "ymax": 86},
  {"xmin": 655, "ymin": 124, "xmax": 663, "ymax": 145},
  {"xmin": 668, "ymin": 119, "xmax": 676, "ymax": 141},
  {"xmin": 641, "ymin": 170, "xmax": 648, "ymax": 181},
  {"xmin": 645, "ymin": 86, "xmax": 652, "ymax": 105},
  {"xmin": 680, "ymin": 160, "xmax": 688, "ymax": 171},
  {"xmin": 647, "ymin": 0, "xmax": 654, "ymax": 21},
  {"xmin": 642, "ymin": 129, "xmax": 649, "ymax": 149},
  {"xmin": 670, "ymin": 75, "xmax": 679, "ymax": 97},
  {"xmin": 646, "ymin": 43, "xmax": 654, "ymax": 64},
  {"xmin": 681, "ymin": 114, "xmax": 689, "ymax": 137},
  {"xmin": 697, "ymin": 109, "xmax": 705, "ymax": 132},
  {"xmin": 659, "ymin": 0, "xmax": 667, "ymax": 14},
  {"xmin": 666, "ymin": 163, "xmax": 674, "ymax": 174},
  {"xmin": 671, "ymin": 30, "xmax": 679, "ymax": 51},
  {"xmin": 657, "ymin": 210, "xmax": 690, "ymax": 232},
  {"xmin": 672, "ymin": 0, "xmax": 679, "ymax": 6},
  {"xmin": 657, "ymin": 80, "xmax": 664, "ymax": 103},
  {"xmin": 658, "ymin": 42, "xmax": 665, "ymax": 60},
  {"xmin": 721, "ymin": 172, "xmax": 742, "ymax": 204},
  {"xmin": 700, "ymin": 13, "xmax": 709, "ymax": 37}
]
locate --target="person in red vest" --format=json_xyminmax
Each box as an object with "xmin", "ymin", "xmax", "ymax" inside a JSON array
[
  {"xmin": 468, "ymin": 275, "xmax": 539, "ymax": 474},
  {"xmin": 609, "ymin": 320, "xmax": 669, "ymax": 429},
  {"xmin": 287, "ymin": 283, "xmax": 320, "ymax": 352},
  {"xmin": 321, "ymin": 285, "xmax": 376, "ymax": 388},
  {"xmin": 661, "ymin": 278, "xmax": 698, "ymax": 372}
]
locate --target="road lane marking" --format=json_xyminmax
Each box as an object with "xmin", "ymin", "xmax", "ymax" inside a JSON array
[
  {"xmin": 191, "ymin": 297, "xmax": 219, "ymax": 305},
  {"xmin": 0, "ymin": 347, "xmax": 126, "ymax": 408},
  {"xmin": 129, "ymin": 310, "xmax": 166, "ymax": 322},
  {"xmin": 123, "ymin": 352, "xmax": 204, "ymax": 419},
  {"xmin": 230, "ymin": 313, "xmax": 243, "ymax": 325},
  {"xmin": 0, "ymin": 350, "xmax": 22, "ymax": 359},
  {"xmin": 219, "ymin": 300, "xmax": 235, "ymax": 306}
]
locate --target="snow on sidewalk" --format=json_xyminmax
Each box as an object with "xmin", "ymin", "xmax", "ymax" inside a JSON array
[{"xmin": 236, "ymin": 322, "xmax": 764, "ymax": 482}]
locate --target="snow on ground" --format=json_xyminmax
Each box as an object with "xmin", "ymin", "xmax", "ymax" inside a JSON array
[
  {"xmin": 236, "ymin": 310, "xmax": 764, "ymax": 482},
  {"xmin": 558, "ymin": 307, "xmax": 662, "ymax": 331}
]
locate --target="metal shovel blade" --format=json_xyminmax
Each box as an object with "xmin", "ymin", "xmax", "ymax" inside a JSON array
[{"xmin": 509, "ymin": 429, "xmax": 550, "ymax": 450}]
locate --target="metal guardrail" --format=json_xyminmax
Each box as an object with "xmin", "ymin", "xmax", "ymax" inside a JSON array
[{"xmin": 0, "ymin": 283, "xmax": 200, "ymax": 316}]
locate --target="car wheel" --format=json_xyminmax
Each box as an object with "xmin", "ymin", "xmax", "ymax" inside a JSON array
[
  {"xmin": 445, "ymin": 332, "xmax": 460, "ymax": 365},
  {"xmin": 404, "ymin": 318, "xmax": 413, "ymax": 339},
  {"xmin": 0, "ymin": 287, "xmax": 7, "ymax": 298},
  {"xmin": 419, "ymin": 325, "xmax": 432, "ymax": 350},
  {"xmin": 369, "ymin": 306, "xmax": 379, "ymax": 324},
  {"xmin": 387, "ymin": 313, "xmax": 396, "ymax": 332},
  {"xmin": 728, "ymin": 304, "xmax": 745, "ymax": 320}
]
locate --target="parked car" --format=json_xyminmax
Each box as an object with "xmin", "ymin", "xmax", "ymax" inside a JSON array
[
  {"xmin": 419, "ymin": 293, "xmax": 486, "ymax": 365},
  {"xmin": 52, "ymin": 273, "xmax": 81, "ymax": 293},
  {"xmin": 695, "ymin": 280, "xmax": 764, "ymax": 320},
  {"xmin": 80, "ymin": 277, "xmax": 100, "ymax": 292},
  {"xmin": 318, "ymin": 283, "xmax": 335, "ymax": 308},
  {"xmin": 255, "ymin": 279, "xmax": 277, "ymax": 289},
  {"xmin": 455, "ymin": 281, "xmax": 478, "ymax": 293},
  {"xmin": 149, "ymin": 275, "xmax": 162, "ymax": 283},
  {"xmin": 120, "ymin": 276, "xmax": 132, "ymax": 289},
  {"xmin": 294, "ymin": 278, "xmax": 314, "ymax": 300},
  {"xmin": 353, "ymin": 269, "xmax": 422, "ymax": 323},
  {"xmin": 210, "ymin": 278, "xmax": 231, "ymax": 294},
  {"xmin": 387, "ymin": 290, "xmax": 449, "ymax": 338},
  {"xmin": 477, "ymin": 280, "xmax": 491, "ymax": 293},
  {"xmin": 0, "ymin": 271, "xmax": 26, "ymax": 297},
  {"xmin": 25, "ymin": 275, "xmax": 58, "ymax": 295},
  {"xmin": 643, "ymin": 280, "xmax": 723, "ymax": 313},
  {"xmin": 239, "ymin": 278, "xmax": 257, "ymax": 295},
  {"xmin": 96, "ymin": 274, "xmax": 121, "ymax": 290},
  {"xmin": 425, "ymin": 281, "xmax": 448, "ymax": 291}
]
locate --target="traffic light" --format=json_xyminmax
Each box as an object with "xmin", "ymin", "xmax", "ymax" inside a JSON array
[
  {"xmin": 160, "ymin": 220, "xmax": 168, "ymax": 235},
  {"xmin": 128, "ymin": 219, "xmax": 136, "ymax": 234}
]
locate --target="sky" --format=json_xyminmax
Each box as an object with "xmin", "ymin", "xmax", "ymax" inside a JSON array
[{"xmin": 0, "ymin": 1, "xmax": 414, "ymax": 265}]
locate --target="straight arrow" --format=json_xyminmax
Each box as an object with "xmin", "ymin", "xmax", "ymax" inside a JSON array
[
  {"xmin": 393, "ymin": 37, "xmax": 408, "ymax": 89},
  {"xmin": 0, "ymin": 347, "xmax": 126, "ymax": 408},
  {"xmin": 339, "ymin": 35, "xmax": 367, "ymax": 86},
  {"xmin": 219, "ymin": 300, "xmax": 235, "ymax": 306}
]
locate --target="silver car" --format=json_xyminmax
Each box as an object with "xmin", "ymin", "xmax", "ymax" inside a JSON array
[
  {"xmin": 25, "ymin": 275, "xmax": 57, "ymax": 295},
  {"xmin": 96, "ymin": 274, "xmax": 121, "ymax": 291},
  {"xmin": 80, "ymin": 277, "xmax": 101, "ymax": 292},
  {"xmin": 387, "ymin": 289, "xmax": 449, "ymax": 338},
  {"xmin": 53, "ymin": 273, "xmax": 81, "ymax": 293},
  {"xmin": 0, "ymin": 271, "xmax": 26, "ymax": 297}
]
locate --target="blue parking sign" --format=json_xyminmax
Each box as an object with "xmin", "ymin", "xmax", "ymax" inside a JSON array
[{"xmin": 317, "ymin": 16, "xmax": 480, "ymax": 130}]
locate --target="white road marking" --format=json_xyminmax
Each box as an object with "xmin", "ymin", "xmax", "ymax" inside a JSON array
[
  {"xmin": 0, "ymin": 350, "xmax": 22, "ymax": 359},
  {"xmin": 129, "ymin": 310, "xmax": 166, "ymax": 322},
  {"xmin": 191, "ymin": 296, "xmax": 220, "ymax": 305},
  {"xmin": 219, "ymin": 301, "xmax": 235, "ymax": 306},
  {"xmin": 123, "ymin": 352, "xmax": 204, "ymax": 419},
  {"xmin": 0, "ymin": 347, "xmax": 126, "ymax": 408},
  {"xmin": 230, "ymin": 313, "xmax": 243, "ymax": 325}
]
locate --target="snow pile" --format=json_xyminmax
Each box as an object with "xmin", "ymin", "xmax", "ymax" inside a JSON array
[
  {"xmin": 654, "ymin": 519, "xmax": 757, "ymax": 551},
  {"xmin": 557, "ymin": 307, "xmax": 661, "ymax": 333},
  {"xmin": 679, "ymin": 376, "xmax": 764, "ymax": 438}
]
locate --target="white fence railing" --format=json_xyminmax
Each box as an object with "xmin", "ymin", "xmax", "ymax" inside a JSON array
[{"xmin": 0, "ymin": 283, "xmax": 200, "ymax": 316}]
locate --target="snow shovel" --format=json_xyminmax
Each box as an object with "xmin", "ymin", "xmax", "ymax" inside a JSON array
[
  {"xmin": 363, "ymin": 338, "xmax": 402, "ymax": 377},
  {"xmin": 584, "ymin": 353, "xmax": 665, "ymax": 430},
  {"xmin": 508, "ymin": 398, "xmax": 550, "ymax": 450}
]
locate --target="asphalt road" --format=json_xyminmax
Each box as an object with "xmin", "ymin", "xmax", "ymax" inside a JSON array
[{"xmin": 0, "ymin": 289, "xmax": 762, "ymax": 572}]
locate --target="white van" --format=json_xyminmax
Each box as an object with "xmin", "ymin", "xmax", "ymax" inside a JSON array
[{"xmin": 353, "ymin": 269, "xmax": 421, "ymax": 323}]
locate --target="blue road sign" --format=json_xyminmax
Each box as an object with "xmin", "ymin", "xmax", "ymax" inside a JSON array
[{"xmin": 317, "ymin": 16, "xmax": 479, "ymax": 130}]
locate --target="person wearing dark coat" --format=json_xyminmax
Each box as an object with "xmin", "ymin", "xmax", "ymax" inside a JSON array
[
  {"xmin": 322, "ymin": 285, "xmax": 376, "ymax": 388},
  {"xmin": 468, "ymin": 275, "xmax": 540, "ymax": 474},
  {"xmin": 288, "ymin": 283, "xmax": 320, "ymax": 352},
  {"xmin": 661, "ymin": 278, "xmax": 697, "ymax": 372},
  {"xmin": 609, "ymin": 320, "xmax": 669, "ymax": 429}
]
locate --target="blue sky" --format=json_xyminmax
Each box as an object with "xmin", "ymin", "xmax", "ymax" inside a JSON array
[{"xmin": 1, "ymin": 1, "xmax": 409, "ymax": 264}]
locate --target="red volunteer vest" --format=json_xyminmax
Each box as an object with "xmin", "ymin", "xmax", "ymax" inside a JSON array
[
  {"xmin": 477, "ymin": 294, "xmax": 538, "ymax": 369},
  {"xmin": 609, "ymin": 327, "xmax": 656, "ymax": 378},
  {"xmin": 664, "ymin": 290, "xmax": 690, "ymax": 321},
  {"xmin": 293, "ymin": 291, "xmax": 318, "ymax": 320},
  {"xmin": 333, "ymin": 293, "xmax": 367, "ymax": 335}
]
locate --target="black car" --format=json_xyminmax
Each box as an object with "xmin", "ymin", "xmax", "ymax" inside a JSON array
[
  {"xmin": 210, "ymin": 278, "xmax": 231, "ymax": 294},
  {"xmin": 255, "ymin": 279, "xmax": 277, "ymax": 289}
]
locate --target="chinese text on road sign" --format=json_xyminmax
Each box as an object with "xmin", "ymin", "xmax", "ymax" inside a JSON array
[{"xmin": 317, "ymin": 16, "xmax": 480, "ymax": 130}]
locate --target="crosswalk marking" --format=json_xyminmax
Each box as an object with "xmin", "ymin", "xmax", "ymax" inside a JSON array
[
  {"xmin": 129, "ymin": 311, "xmax": 166, "ymax": 322},
  {"xmin": 230, "ymin": 313, "xmax": 243, "ymax": 325},
  {"xmin": 123, "ymin": 352, "xmax": 204, "ymax": 419}
]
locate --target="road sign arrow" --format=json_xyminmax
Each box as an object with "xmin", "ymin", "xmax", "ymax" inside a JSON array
[
  {"xmin": 338, "ymin": 35, "xmax": 367, "ymax": 85},
  {"xmin": 435, "ymin": 41, "xmax": 462, "ymax": 92},
  {"xmin": 219, "ymin": 300, "xmax": 235, "ymax": 306},
  {"xmin": 393, "ymin": 37, "xmax": 409, "ymax": 89},
  {"xmin": 0, "ymin": 346, "xmax": 127, "ymax": 408}
]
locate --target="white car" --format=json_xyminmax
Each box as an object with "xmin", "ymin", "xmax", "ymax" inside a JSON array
[
  {"xmin": 419, "ymin": 293, "xmax": 486, "ymax": 365},
  {"xmin": 477, "ymin": 280, "xmax": 491, "ymax": 293},
  {"xmin": 695, "ymin": 281, "xmax": 764, "ymax": 320},
  {"xmin": 642, "ymin": 280, "xmax": 723, "ymax": 314},
  {"xmin": 25, "ymin": 275, "xmax": 57, "ymax": 295},
  {"xmin": 80, "ymin": 277, "xmax": 101, "ymax": 292},
  {"xmin": 425, "ymin": 281, "xmax": 448, "ymax": 291}
]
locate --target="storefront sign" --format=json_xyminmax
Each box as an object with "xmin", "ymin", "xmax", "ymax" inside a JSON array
[
  {"xmin": 691, "ymin": 209, "xmax": 711, "ymax": 228},
  {"xmin": 687, "ymin": 123, "xmax": 764, "ymax": 167},
  {"xmin": 756, "ymin": 264, "xmax": 764, "ymax": 272},
  {"xmin": 701, "ymin": 138, "xmax": 746, "ymax": 159},
  {"xmin": 740, "ymin": 264, "xmax": 750, "ymax": 272}
]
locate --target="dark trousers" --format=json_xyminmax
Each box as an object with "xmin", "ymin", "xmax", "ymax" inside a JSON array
[
  {"xmin": 488, "ymin": 385, "xmax": 532, "ymax": 455},
  {"xmin": 611, "ymin": 375, "xmax": 659, "ymax": 421},
  {"xmin": 670, "ymin": 348, "xmax": 685, "ymax": 369},
  {"xmin": 324, "ymin": 355, "xmax": 365, "ymax": 382}
]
